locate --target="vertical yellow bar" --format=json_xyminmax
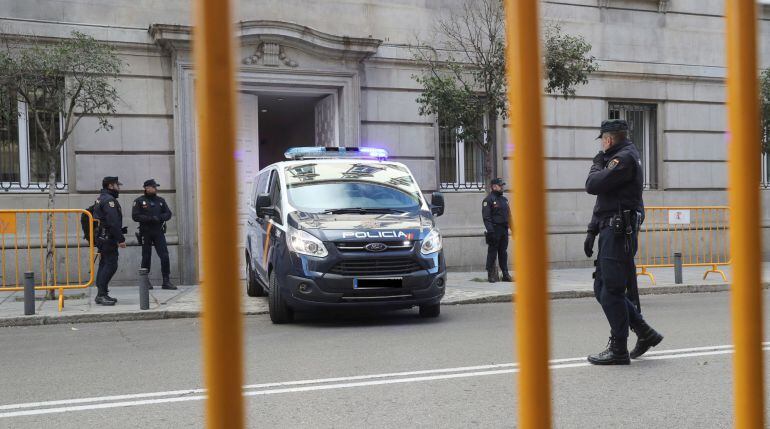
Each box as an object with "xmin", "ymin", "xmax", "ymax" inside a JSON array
[
  {"xmin": 725, "ymin": 1, "xmax": 765, "ymax": 427},
  {"xmin": 39, "ymin": 214, "xmax": 44, "ymax": 286},
  {"xmin": 26, "ymin": 213, "xmax": 31, "ymax": 274},
  {"xmin": 503, "ymin": 1, "xmax": 551, "ymax": 428},
  {"xmin": 14, "ymin": 213, "xmax": 19, "ymax": 287},
  {"xmin": 52, "ymin": 214, "xmax": 57, "ymax": 288},
  {"xmin": 64, "ymin": 213, "xmax": 69, "ymax": 286},
  {"xmin": 192, "ymin": 0, "xmax": 245, "ymax": 427}
]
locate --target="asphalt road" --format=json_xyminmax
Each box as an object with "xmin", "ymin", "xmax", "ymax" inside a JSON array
[{"xmin": 0, "ymin": 291, "xmax": 768, "ymax": 428}]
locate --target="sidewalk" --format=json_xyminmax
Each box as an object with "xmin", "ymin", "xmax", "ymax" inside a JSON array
[{"xmin": 0, "ymin": 265, "xmax": 758, "ymax": 327}]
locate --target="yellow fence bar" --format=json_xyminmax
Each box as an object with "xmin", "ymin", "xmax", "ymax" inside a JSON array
[
  {"xmin": 192, "ymin": 0, "xmax": 245, "ymax": 426},
  {"xmin": 636, "ymin": 206, "xmax": 730, "ymax": 284},
  {"xmin": 725, "ymin": 0, "xmax": 765, "ymax": 427},
  {"xmin": 503, "ymin": 1, "xmax": 552, "ymax": 428}
]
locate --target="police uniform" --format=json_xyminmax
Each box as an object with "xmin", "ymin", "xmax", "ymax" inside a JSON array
[
  {"xmin": 93, "ymin": 177, "xmax": 125, "ymax": 305},
  {"xmin": 132, "ymin": 179, "xmax": 174, "ymax": 289},
  {"xmin": 584, "ymin": 120, "xmax": 663, "ymax": 365},
  {"xmin": 482, "ymin": 178, "xmax": 511, "ymax": 282}
]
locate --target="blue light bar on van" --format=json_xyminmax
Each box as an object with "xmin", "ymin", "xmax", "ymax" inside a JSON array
[{"xmin": 284, "ymin": 147, "xmax": 389, "ymax": 161}]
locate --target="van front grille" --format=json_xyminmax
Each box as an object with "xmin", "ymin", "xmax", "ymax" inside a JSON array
[{"xmin": 329, "ymin": 258, "xmax": 422, "ymax": 276}]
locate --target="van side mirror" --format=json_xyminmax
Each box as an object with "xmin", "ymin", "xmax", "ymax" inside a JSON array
[
  {"xmin": 430, "ymin": 192, "xmax": 445, "ymax": 217},
  {"xmin": 255, "ymin": 194, "xmax": 275, "ymax": 218}
]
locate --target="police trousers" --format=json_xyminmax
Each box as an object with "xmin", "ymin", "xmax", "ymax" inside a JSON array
[
  {"xmin": 141, "ymin": 229, "xmax": 170, "ymax": 277},
  {"xmin": 96, "ymin": 243, "xmax": 119, "ymax": 296},
  {"xmin": 486, "ymin": 225, "xmax": 509, "ymax": 273},
  {"xmin": 593, "ymin": 225, "xmax": 643, "ymax": 339}
]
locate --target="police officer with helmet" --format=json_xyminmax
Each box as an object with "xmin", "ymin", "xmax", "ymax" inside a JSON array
[
  {"xmin": 482, "ymin": 178, "xmax": 512, "ymax": 283},
  {"xmin": 584, "ymin": 119, "xmax": 663, "ymax": 365},
  {"xmin": 132, "ymin": 179, "xmax": 175, "ymax": 290},
  {"xmin": 93, "ymin": 176, "xmax": 127, "ymax": 306}
]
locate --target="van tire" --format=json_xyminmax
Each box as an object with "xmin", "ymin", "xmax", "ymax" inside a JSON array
[
  {"xmin": 246, "ymin": 259, "xmax": 265, "ymax": 297},
  {"xmin": 268, "ymin": 271, "xmax": 293, "ymax": 324},
  {"xmin": 419, "ymin": 304, "xmax": 440, "ymax": 318}
]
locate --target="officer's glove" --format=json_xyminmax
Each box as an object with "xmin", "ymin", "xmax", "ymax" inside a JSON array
[
  {"xmin": 592, "ymin": 152, "xmax": 604, "ymax": 167},
  {"xmin": 485, "ymin": 231, "xmax": 494, "ymax": 246},
  {"xmin": 152, "ymin": 216, "xmax": 161, "ymax": 223},
  {"xmin": 584, "ymin": 232, "xmax": 597, "ymax": 258}
]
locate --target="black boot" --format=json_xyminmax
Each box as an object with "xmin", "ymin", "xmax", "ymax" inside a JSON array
[
  {"xmin": 588, "ymin": 336, "xmax": 630, "ymax": 365},
  {"xmin": 501, "ymin": 272, "xmax": 512, "ymax": 282},
  {"xmin": 487, "ymin": 270, "xmax": 499, "ymax": 283},
  {"xmin": 162, "ymin": 276, "xmax": 177, "ymax": 290},
  {"xmin": 630, "ymin": 321, "xmax": 664, "ymax": 359},
  {"xmin": 95, "ymin": 295, "xmax": 116, "ymax": 306}
]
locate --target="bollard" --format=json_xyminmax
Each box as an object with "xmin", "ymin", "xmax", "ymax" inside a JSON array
[
  {"xmin": 673, "ymin": 252, "xmax": 683, "ymax": 284},
  {"xmin": 23, "ymin": 272, "xmax": 34, "ymax": 316},
  {"xmin": 139, "ymin": 268, "xmax": 150, "ymax": 310}
]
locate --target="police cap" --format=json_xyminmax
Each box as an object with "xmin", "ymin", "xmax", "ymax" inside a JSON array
[
  {"xmin": 596, "ymin": 119, "xmax": 629, "ymax": 139},
  {"xmin": 490, "ymin": 178, "xmax": 506, "ymax": 186},
  {"xmin": 143, "ymin": 178, "xmax": 160, "ymax": 188},
  {"xmin": 102, "ymin": 176, "xmax": 122, "ymax": 188}
]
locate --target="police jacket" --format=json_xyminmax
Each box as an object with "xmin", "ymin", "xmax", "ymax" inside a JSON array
[
  {"xmin": 585, "ymin": 139, "xmax": 644, "ymax": 234},
  {"xmin": 132, "ymin": 194, "xmax": 172, "ymax": 233},
  {"xmin": 93, "ymin": 189, "xmax": 125, "ymax": 243},
  {"xmin": 482, "ymin": 191, "xmax": 510, "ymax": 232}
]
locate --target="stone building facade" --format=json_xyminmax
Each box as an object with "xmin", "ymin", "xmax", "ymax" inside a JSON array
[{"xmin": 0, "ymin": 0, "xmax": 768, "ymax": 284}]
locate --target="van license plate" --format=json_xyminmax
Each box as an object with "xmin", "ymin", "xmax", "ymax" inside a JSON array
[{"xmin": 354, "ymin": 278, "xmax": 403, "ymax": 289}]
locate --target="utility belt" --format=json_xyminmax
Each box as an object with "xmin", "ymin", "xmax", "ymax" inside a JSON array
[{"xmin": 598, "ymin": 210, "xmax": 642, "ymax": 235}]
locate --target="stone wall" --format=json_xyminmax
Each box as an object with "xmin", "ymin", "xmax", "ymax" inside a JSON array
[{"xmin": 0, "ymin": 0, "xmax": 769, "ymax": 280}]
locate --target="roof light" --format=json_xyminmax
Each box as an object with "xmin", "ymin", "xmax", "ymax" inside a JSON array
[{"xmin": 284, "ymin": 146, "xmax": 389, "ymax": 160}]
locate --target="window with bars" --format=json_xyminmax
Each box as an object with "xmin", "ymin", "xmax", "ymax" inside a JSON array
[
  {"xmin": 608, "ymin": 102, "xmax": 658, "ymax": 189},
  {"xmin": 0, "ymin": 97, "xmax": 66, "ymax": 192},
  {"xmin": 438, "ymin": 116, "xmax": 490, "ymax": 191}
]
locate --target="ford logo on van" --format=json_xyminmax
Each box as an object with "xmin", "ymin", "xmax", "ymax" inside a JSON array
[{"xmin": 364, "ymin": 243, "xmax": 388, "ymax": 252}]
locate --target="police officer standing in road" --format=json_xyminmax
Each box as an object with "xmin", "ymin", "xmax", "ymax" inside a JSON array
[
  {"xmin": 132, "ymin": 179, "xmax": 175, "ymax": 290},
  {"xmin": 482, "ymin": 178, "xmax": 512, "ymax": 283},
  {"xmin": 584, "ymin": 119, "xmax": 663, "ymax": 365},
  {"xmin": 93, "ymin": 176, "xmax": 126, "ymax": 306}
]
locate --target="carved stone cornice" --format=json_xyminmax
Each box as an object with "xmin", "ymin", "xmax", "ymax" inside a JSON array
[
  {"xmin": 149, "ymin": 20, "xmax": 382, "ymax": 62},
  {"xmin": 599, "ymin": 0, "xmax": 669, "ymax": 13}
]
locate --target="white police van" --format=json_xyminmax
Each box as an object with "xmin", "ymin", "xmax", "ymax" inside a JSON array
[{"xmin": 244, "ymin": 147, "xmax": 447, "ymax": 324}]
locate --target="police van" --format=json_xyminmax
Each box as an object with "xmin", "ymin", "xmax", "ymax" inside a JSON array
[{"xmin": 244, "ymin": 147, "xmax": 447, "ymax": 323}]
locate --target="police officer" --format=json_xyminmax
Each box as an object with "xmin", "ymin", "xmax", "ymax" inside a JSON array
[
  {"xmin": 132, "ymin": 179, "xmax": 175, "ymax": 290},
  {"xmin": 93, "ymin": 176, "xmax": 126, "ymax": 306},
  {"xmin": 482, "ymin": 178, "xmax": 512, "ymax": 283},
  {"xmin": 584, "ymin": 119, "xmax": 663, "ymax": 365}
]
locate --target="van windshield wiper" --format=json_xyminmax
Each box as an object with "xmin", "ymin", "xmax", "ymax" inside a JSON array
[{"xmin": 322, "ymin": 207, "xmax": 407, "ymax": 214}]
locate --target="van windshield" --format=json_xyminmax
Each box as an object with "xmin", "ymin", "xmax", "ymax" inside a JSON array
[{"xmin": 284, "ymin": 162, "xmax": 423, "ymax": 214}]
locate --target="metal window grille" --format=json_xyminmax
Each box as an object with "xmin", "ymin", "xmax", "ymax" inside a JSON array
[
  {"xmin": 438, "ymin": 115, "xmax": 489, "ymax": 191},
  {"xmin": 0, "ymin": 98, "xmax": 67, "ymax": 192},
  {"xmin": 608, "ymin": 103, "xmax": 658, "ymax": 189},
  {"xmin": 761, "ymin": 151, "xmax": 770, "ymax": 188}
]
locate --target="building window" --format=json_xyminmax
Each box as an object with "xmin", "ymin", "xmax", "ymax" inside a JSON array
[
  {"xmin": 762, "ymin": 152, "xmax": 770, "ymax": 188},
  {"xmin": 439, "ymin": 116, "xmax": 490, "ymax": 191},
  {"xmin": 608, "ymin": 102, "xmax": 658, "ymax": 189},
  {"xmin": 0, "ymin": 98, "xmax": 66, "ymax": 192}
]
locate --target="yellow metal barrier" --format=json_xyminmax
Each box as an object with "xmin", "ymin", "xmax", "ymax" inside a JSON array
[
  {"xmin": 636, "ymin": 206, "xmax": 730, "ymax": 284},
  {"xmin": 0, "ymin": 209, "xmax": 95, "ymax": 311}
]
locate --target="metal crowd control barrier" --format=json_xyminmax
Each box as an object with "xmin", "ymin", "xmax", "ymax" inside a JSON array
[
  {"xmin": 0, "ymin": 209, "xmax": 95, "ymax": 311},
  {"xmin": 636, "ymin": 206, "xmax": 730, "ymax": 285}
]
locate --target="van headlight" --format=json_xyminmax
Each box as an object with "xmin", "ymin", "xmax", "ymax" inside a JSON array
[
  {"xmin": 287, "ymin": 226, "xmax": 328, "ymax": 258},
  {"xmin": 420, "ymin": 229, "xmax": 442, "ymax": 255}
]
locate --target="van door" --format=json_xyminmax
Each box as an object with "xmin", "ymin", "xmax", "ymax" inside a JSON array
[
  {"xmin": 248, "ymin": 171, "xmax": 270, "ymax": 281},
  {"xmin": 256, "ymin": 170, "xmax": 282, "ymax": 281}
]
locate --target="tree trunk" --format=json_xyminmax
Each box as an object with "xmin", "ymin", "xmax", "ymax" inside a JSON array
[{"xmin": 44, "ymin": 153, "xmax": 57, "ymax": 300}]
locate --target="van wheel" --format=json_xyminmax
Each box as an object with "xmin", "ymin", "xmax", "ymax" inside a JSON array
[
  {"xmin": 419, "ymin": 304, "xmax": 440, "ymax": 318},
  {"xmin": 268, "ymin": 271, "xmax": 293, "ymax": 324},
  {"xmin": 246, "ymin": 259, "xmax": 265, "ymax": 297}
]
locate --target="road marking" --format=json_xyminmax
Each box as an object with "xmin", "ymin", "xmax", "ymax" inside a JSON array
[{"xmin": 1, "ymin": 343, "xmax": 767, "ymax": 419}]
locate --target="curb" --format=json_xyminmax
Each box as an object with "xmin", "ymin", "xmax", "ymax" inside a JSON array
[
  {"xmin": 0, "ymin": 282, "xmax": 760, "ymax": 327},
  {"xmin": 443, "ymin": 282, "xmax": 760, "ymax": 305}
]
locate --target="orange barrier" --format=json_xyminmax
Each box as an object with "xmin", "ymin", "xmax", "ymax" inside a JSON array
[
  {"xmin": 0, "ymin": 209, "xmax": 96, "ymax": 311},
  {"xmin": 636, "ymin": 206, "xmax": 730, "ymax": 285}
]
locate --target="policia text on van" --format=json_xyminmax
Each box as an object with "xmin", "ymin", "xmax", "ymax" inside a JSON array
[{"xmin": 244, "ymin": 147, "xmax": 447, "ymax": 324}]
